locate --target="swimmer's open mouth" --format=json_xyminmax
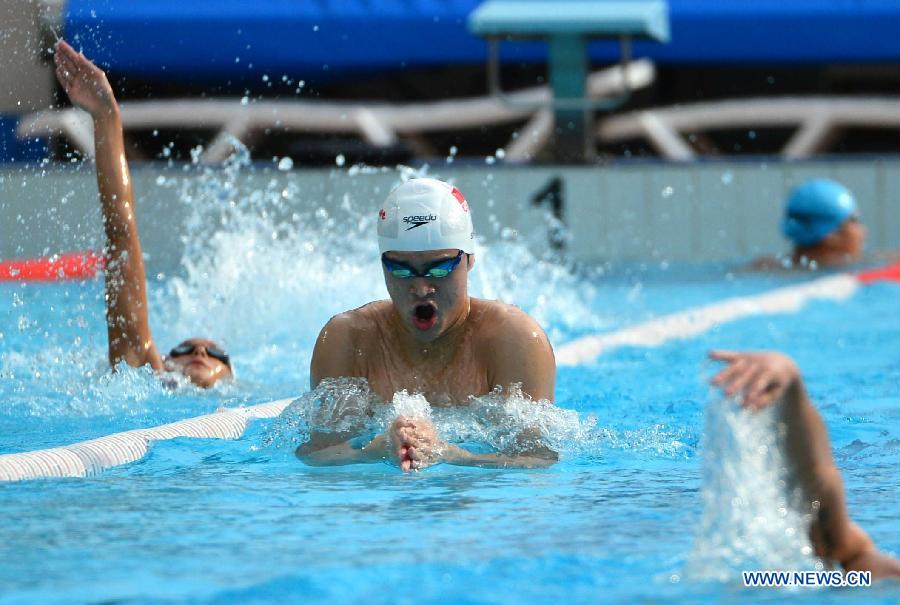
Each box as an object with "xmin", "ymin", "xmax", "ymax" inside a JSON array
[
  {"xmin": 412, "ymin": 303, "xmax": 438, "ymax": 330},
  {"xmin": 414, "ymin": 304, "xmax": 436, "ymax": 321}
]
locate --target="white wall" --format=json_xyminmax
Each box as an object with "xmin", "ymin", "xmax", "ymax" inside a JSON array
[{"xmin": 2, "ymin": 159, "xmax": 899, "ymax": 273}]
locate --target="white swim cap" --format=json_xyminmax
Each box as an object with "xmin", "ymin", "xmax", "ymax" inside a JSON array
[{"xmin": 377, "ymin": 178, "xmax": 475, "ymax": 254}]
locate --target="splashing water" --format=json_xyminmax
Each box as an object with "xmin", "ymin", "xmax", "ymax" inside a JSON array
[
  {"xmin": 685, "ymin": 393, "xmax": 819, "ymax": 581},
  {"xmin": 2, "ymin": 138, "xmax": 610, "ymax": 422},
  {"xmin": 159, "ymin": 142, "xmax": 608, "ymax": 384},
  {"xmin": 260, "ymin": 378, "xmax": 680, "ymax": 467}
]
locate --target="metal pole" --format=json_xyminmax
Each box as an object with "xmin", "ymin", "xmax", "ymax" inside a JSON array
[{"xmin": 548, "ymin": 34, "xmax": 594, "ymax": 162}]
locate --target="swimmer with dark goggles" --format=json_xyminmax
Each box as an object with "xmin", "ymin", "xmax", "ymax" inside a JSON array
[{"xmin": 54, "ymin": 40, "xmax": 233, "ymax": 388}]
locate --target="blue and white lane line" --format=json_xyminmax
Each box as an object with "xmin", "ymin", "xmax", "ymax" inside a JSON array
[{"xmin": 556, "ymin": 273, "xmax": 858, "ymax": 366}]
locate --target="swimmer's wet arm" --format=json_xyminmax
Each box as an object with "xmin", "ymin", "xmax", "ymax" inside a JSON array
[
  {"xmin": 55, "ymin": 41, "xmax": 160, "ymax": 370},
  {"xmin": 94, "ymin": 112, "xmax": 160, "ymax": 369},
  {"xmin": 780, "ymin": 379, "xmax": 900, "ymax": 577},
  {"xmin": 310, "ymin": 314, "xmax": 361, "ymax": 388},
  {"xmin": 295, "ymin": 432, "xmax": 390, "ymax": 466},
  {"xmin": 443, "ymin": 445, "xmax": 557, "ymax": 469},
  {"xmin": 487, "ymin": 310, "xmax": 556, "ymax": 403}
]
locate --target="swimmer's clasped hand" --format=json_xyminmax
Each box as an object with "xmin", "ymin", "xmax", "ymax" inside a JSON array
[{"xmin": 388, "ymin": 416, "xmax": 448, "ymax": 472}]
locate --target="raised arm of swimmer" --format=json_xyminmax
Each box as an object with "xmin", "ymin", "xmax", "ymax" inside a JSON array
[
  {"xmin": 54, "ymin": 40, "xmax": 162, "ymax": 371},
  {"xmin": 710, "ymin": 350, "xmax": 900, "ymax": 578}
]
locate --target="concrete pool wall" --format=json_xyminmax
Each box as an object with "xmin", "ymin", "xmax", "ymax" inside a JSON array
[{"xmin": 2, "ymin": 158, "xmax": 899, "ymax": 274}]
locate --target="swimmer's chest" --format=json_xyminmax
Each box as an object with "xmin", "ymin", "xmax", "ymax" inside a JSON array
[{"xmin": 361, "ymin": 342, "xmax": 490, "ymax": 406}]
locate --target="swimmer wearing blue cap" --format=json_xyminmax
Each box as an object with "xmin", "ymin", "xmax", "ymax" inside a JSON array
[
  {"xmin": 299, "ymin": 178, "xmax": 557, "ymax": 471},
  {"xmin": 754, "ymin": 179, "xmax": 866, "ymax": 270},
  {"xmin": 54, "ymin": 41, "xmax": 233, "ymax": 387},
  {"xmin": 710, "ymin": 350, "xmax": 900, "ymax": 579},
  {"xmin": 783, "ymin": 179, "xmax": 866, "ymax": 266}
]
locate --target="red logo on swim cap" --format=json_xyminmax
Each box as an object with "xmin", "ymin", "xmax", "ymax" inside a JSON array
[
  {"xmin": 451, "ymin": 187, "xmax": 469, "ymax": 212},
  {"xmin": 379, "ymin": 208, "xmax": 386, "ymax": 220}
]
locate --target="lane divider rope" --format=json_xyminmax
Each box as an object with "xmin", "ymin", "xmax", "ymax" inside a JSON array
[
  {"xmin": 0, "ymin": 398, "xmax": 294, "ymax": 482},
  {"xmin": 556, "ymin": 262, "xmax": 900, "ymax": 366},
  {"xmin": 0, "ymin": 250, "xmax": 104, "ymax": 282}
]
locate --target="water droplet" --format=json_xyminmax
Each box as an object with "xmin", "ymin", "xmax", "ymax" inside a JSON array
[
  {"xmin": 495, "ymin": 148, "xmax": 506, "ymax": 159},
  {"xmin": 335, "ymin": 154, "xmax": 345, "ymax": 167},
  {"xmin": 720, "ymin": 171, "xmax": 734, "ymax": 185},
  {"xmin": 661, "ymin": 186, "xmax": 674, "ymax": 198},
  {"xmin": 277, "ymin": 157, "xmax": 294, "ymax": 171}
]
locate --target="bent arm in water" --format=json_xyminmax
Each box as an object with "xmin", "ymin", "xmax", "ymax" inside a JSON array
[
  {"xmin": 779, "ymin": 380, "xmax": 900, "ymax": 576},
  {"xmin": 55, "ymin": 41, "xmax": 161, "ymax": 370},
  {"xmin": 295, "ymin": 419, "xmax": 557, "ymax": 470},
  {"xmin": 442, "ymin": 444, "xmax": 558, "ymax": 469},
  {"xmin": 295, "ymin": 432, "xmax": 389, "ymax": 466}
]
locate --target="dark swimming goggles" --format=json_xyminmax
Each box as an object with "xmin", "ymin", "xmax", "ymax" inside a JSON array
[
  {"xmin": 169, "ymin": 343, "xmax": 231, "ymax": 368},
  {"xmin": 381, "ymin": 250, "xmax": 464, "ymax": 279}
]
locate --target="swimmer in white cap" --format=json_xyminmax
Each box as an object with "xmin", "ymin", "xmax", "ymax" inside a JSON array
[
  {"xmin": 54, "ymin": 40, "xmax": 233, "ymax": 387},
  {"xmin": 300, "ymin": 178, "xmax": 557, "ymax": 470},
  {"xmin": 710, "ymin": 350, "xmax": 900, "ymax": 578}
]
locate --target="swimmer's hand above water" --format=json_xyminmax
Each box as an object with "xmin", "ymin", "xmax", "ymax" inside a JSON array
[
  {"xmin": 54, "ymin": 40, "xmax": 118, "ymax": 118},
  {"xmin": 709, "ymin": 350, "xmax": 800, "ymax": 411}
]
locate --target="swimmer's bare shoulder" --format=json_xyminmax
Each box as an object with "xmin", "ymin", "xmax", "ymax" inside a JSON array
[
  {"xmin": 310, "ymin": 302, "xmax": 388, "ymax": 387},
  {"xmin": 472, "ymin": 299, "xmax": 556, "ymax": 402}
]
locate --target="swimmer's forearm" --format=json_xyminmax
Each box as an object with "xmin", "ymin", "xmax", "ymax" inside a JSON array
[
  {"xmin": 93, "ymin": 111, "xmax": 137, "ymax": 238},
  {"xmin": 295, "ymin": 434, "xmax": 389, "ymax": 466},
  {"xmin": 93, "ymin": 108, "xmax": 157, "ymax": 368},
  {"xmin": 779, "ymin": 380, "xmax": 881, "ymax": 569},
  {"xmin": 780, "ymin": 380, "xmax": 836, "ymax": 485},
  {"xmin": 444, "ymin": 445, "xmax": 558, "ymax": 469}
]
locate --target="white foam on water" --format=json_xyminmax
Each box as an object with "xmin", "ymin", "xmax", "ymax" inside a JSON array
[
  {"xmin": 684, "ymin": 393, "xmax": 820, "ymax": 581},
  {"xmin": 260, "ymin": 378, "xmax": 689, "ymax": 464}
]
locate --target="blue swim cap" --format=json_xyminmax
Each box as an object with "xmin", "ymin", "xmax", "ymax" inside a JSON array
[{"xmin": 782, "ymin": 179, "xmax": 858, "ymax": 247}]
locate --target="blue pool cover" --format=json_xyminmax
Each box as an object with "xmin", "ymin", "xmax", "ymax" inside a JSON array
[{"xmin": 64, "ymin": 0, "xmax": 900, "ymax": 80}]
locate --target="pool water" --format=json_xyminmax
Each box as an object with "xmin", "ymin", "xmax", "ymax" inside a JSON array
[{"xmin": 2, "ymin": 172, "xmax": 899, "ymax": 604}]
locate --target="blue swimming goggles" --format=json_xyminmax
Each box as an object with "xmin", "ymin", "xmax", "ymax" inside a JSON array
[{"xmin": 381, "ymin": 250, "xmax": 465, "ymax": 279}]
